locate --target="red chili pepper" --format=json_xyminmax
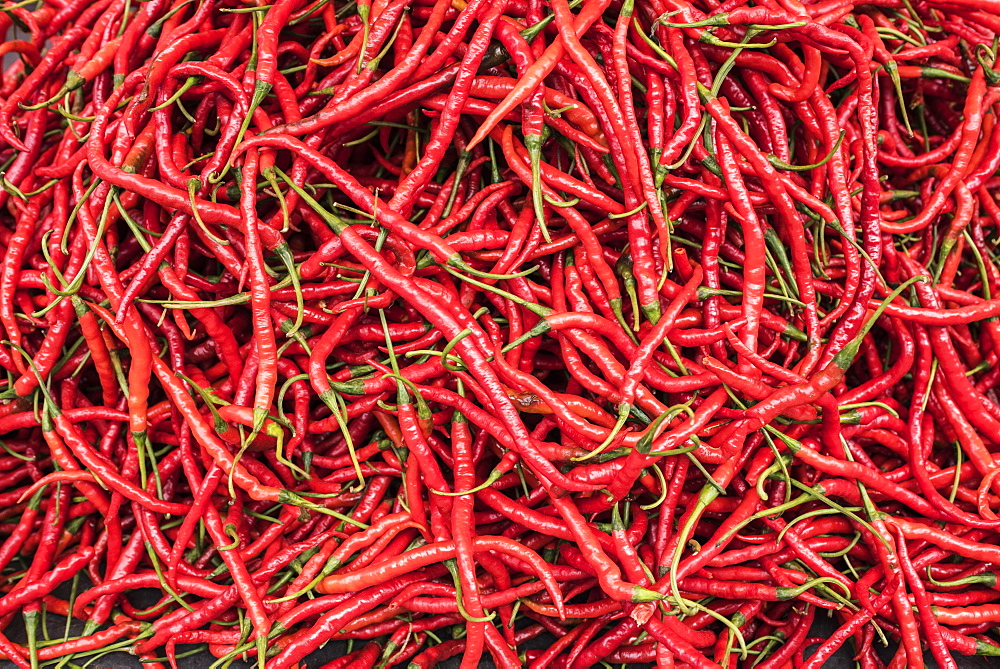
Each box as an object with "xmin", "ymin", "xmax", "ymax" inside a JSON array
[{"xmin": 5, "ymin": 1, "xmax": 1000, "ymax": 664}]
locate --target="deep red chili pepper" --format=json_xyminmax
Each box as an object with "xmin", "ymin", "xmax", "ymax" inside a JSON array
[{"xmin": 3, "ymin": 1, "xmax": 1000, "ymax": 665}]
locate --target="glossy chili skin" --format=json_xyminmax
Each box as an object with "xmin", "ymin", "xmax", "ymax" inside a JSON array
[{"xmin": 4, "ymin": 0, "xmax": 1000, "ymax": 666}]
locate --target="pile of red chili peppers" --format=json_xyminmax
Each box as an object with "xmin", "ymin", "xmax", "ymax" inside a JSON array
[{"xmin": 3, "ymin": 0, "xmax": 1000, "ymax": 665}]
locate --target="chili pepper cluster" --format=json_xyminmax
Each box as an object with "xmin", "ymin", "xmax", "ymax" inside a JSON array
[{"xmin": 2, "ymin": 0, "xmax": 1000, "ymax": 666}]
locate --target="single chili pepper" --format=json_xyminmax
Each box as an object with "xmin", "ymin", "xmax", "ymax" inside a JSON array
[{"xmin": 317, "ymin": 536, "xmax": 565, "ymax": 615}]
